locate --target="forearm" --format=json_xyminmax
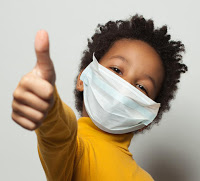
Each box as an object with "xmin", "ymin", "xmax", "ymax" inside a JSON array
[{"xmin": 35, "ymin": 86, "xmax": 78, "ymax": 180}]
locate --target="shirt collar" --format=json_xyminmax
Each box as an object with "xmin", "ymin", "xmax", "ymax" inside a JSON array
[{"xmin": 77, "ymin": 117, "xmax": 134, "ymax": 152}]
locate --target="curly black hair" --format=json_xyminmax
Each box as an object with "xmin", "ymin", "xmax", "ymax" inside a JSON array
[{"xmin": 74, "ymin": 14, "xmax": 187, "ymax": 133}]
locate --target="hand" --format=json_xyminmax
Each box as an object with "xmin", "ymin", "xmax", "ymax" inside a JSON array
[{"xmin": 11, "ymin": 30, "xmax": 56, "ymax": 131}]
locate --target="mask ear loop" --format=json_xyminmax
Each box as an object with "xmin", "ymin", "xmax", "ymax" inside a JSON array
[{"xmin": 93, "ymin": 53, "xmax": 98, "ymax": 62}]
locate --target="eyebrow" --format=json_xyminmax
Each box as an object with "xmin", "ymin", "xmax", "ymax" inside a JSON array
[{"xmin": 109, "ymin": 55, "xmax": 128, "ymax": 62}]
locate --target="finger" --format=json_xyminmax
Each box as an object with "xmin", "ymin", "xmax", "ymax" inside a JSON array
[
  {"xmin": 13, "ymin": 89, "xmax": 51, "ymax": 113},
  {"xmin": 18, "ymin": 74, "xmax": 54, "ymax": 100},
  {"xmin": 12, "ymin": 111, "xmax": 41, "ymax": 131},
  {"xmin": 34, "ymin": 30, "xmax": 55, "ymax": 84},
  {"xmin": 12, "ymin": 99, "xmax": 46, "ymax": 124},
  {"xmin": 35, "ymin": 30, "xmax": 51, "ymax": 68}
]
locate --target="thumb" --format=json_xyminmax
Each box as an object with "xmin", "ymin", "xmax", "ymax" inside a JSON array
[{"xmin": 34, "ymin": 30, "xmax": 56, "ymax": 85}]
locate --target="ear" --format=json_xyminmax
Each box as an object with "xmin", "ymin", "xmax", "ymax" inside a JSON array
[{"xmin": 76, "ymin": 71, "xmax": 84, "ymax": 91}]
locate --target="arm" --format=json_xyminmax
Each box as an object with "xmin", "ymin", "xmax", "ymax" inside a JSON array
[
  {"xmin": 11, "ymin": 30, "xmax": 78, "ymax": 180},
  {"xmin": 35, "ymin": 87, "xmax": 78, "ymax": 181}
]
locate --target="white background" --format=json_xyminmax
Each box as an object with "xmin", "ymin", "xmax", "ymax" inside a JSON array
[{"xmin": 1, "ymin": 0, "xmax": 199, "ymax": 180}]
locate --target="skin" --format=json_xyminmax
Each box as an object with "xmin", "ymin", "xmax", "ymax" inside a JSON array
[
  {"xmin": 12, "ymin": 31, "xmax": 164, "ymax": 131},
  {"xmin": 12, "ymin": 30, "xmax": 55, "ymax": 130},
  {"xmin": 76, "ymin": 39, "xmax": 165, "ymax": 117}
]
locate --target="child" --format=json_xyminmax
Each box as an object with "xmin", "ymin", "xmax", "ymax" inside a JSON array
[{"xmin": 11, "ymin": 14, "xmax": 187, "ymax": 180}]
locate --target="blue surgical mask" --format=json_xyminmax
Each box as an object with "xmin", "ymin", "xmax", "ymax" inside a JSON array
[{"xmin": 80, "ymin": 54, "xmax": 160, "ymax": 134}]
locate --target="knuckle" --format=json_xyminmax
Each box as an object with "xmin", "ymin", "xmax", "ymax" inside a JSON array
[
  {"xmin": 45, "ymin": 85, "xmax": 54, "ymax": 99},
  {"xmin": 12, "ymin": 102, "xmax": 21, "ymax": 114},
  {"xmin": 11, "ymin": 112, "xmax": 20, "ymax": 125},
  {"xmin": 28, "ymin": 124, "xmax": 37, "ymax": 131},
  {"xmin": 11, "ymin": 112, "xmax": 16, "ymax": 121},
  {"xmin": 42, "ymin": 103, "xmax": 50, "ymax": 112},
  {"xmin": 38, "ymin": 102, "xmax": 48, "ymax": 113},
  {"xmin": 20, "ymin": 75, "xmax": 31, "ymax": 87},
  {"xmin": 35, "ymin": 112, "xmax": 45, "ymax": 122},
  {"xmin": 12, "ymin": 101, "xmax": 17, "ymax": 111},
  {"xmin": 13, "ymin": 88, "xmax": 21, "ymax": 100}
]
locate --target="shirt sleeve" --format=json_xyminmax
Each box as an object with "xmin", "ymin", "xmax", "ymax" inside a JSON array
[{"xmin": 35, "ymin": 86, "xmax": 77, "ymax": 181}]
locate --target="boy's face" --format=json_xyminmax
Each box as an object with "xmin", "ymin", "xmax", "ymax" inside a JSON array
[
  {"xmin": 99, "ymin": 39, "xmax": 165, "ymax": 100},
  {"xmin": 77, "ymin": 38, "xmax": 165, "ymax": 116}
]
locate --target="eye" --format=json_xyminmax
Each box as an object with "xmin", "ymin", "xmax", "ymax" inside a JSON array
[
  {"xmin": 136, "ymin": 84, "xmax": 148, "ymax": 96},
  {"xmin": 110, "ymin": 67, "xmax": 122, "ymax": 75}
]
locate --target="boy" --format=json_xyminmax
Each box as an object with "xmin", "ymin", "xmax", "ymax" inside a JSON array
[{"xmin": 11, "ymin": 15, "xmax": 187, "ymax": 180}]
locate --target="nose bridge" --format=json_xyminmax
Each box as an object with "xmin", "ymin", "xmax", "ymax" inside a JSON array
[{"xmin": 124, "ymin": 68, "xmax": 137, "ymax": 86}]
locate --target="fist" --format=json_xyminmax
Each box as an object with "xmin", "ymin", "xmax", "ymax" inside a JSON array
[{"xmin": 12, "ymin": 30, "xmax": 56, "ymax": 131}]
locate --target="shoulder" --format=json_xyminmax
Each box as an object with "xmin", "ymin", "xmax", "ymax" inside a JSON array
[{"xmin": 134, "ymin": 166, "xmax": 154, "ymax": 181}]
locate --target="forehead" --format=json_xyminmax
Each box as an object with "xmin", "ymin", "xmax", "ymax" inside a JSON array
[
  {"xmin": 100, "ymin": 39, "xmax": 164, "ymax": 74},
  {"xmin": 103, "ymin": 39, "xmax": 161, "ymax": 62}
]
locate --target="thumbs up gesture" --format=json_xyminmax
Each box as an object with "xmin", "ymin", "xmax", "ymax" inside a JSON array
[{"xmin": 12, "ymin": 30, "xmax": 56, "ymax": 130}]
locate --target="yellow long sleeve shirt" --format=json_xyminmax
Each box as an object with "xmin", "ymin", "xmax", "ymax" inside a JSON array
[{"xmin": 35, "ymin": 88, "xmax": 154, "ymax": 181}]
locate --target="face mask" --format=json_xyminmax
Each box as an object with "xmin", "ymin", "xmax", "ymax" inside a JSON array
[{"xmin": 80, "ymin": 54, "xmax": 160, "ymax": 134}]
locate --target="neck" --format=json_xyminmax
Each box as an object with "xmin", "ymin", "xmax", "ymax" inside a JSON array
[
  {"xmin": 81, "ymin": 103, "xmax": 89, "ymax": 117},
  {"xmin": 78, "ymin": 117, "xmax": 134, "ymax": 153}
]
